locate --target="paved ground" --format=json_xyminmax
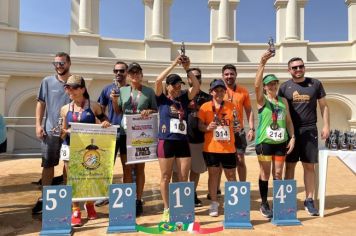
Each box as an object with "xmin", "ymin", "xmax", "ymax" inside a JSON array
[{"xmin": 0, "ymin": 155, "xmax": 355, "ymax": 236}]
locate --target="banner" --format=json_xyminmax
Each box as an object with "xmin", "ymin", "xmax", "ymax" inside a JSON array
[
  {"xmin": 68, "ymin": 123, "xmax": 117, "ymax": 201},
  {"xmin": 126, "ymin": 114, "xmax": 158, "ymax": 164}
]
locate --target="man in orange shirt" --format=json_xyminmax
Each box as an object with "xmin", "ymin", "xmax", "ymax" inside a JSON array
[{"xmin": 222, "ymin": 64, "xmax": 255, "ymax": 181}]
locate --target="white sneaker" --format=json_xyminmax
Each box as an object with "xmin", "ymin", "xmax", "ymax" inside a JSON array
[{"xmin": 209, "ymin": 201, "xmax": 219, "ymax": 217}]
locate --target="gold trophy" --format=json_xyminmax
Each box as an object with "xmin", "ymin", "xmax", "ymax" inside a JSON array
[{"xmin": 268, "ymin": 37, "xmax": 275, "ymax": 57}]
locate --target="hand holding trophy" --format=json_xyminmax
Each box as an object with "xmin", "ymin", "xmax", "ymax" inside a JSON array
[{"xmin": 268, "ymin": 37, "xmax": 275, "ymax": 57}]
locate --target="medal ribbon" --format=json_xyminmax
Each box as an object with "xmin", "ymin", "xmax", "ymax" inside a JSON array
[
  {"xmin": 71, "ymin": 100, "xmax": 86, "ymax": 122},
  {"xmin": 130, "ymin": 87, "xmax": 141, "ymax": 114},
  {"xmin": 168, "ymin": 96, "xmax": 184, "ymax": 121},
  {"xmin": 212, "ymin": 101, "xmax": 224, "ymax": 125}
]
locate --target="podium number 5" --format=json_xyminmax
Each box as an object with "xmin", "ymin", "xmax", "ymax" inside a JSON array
[
  {"xmin": 46, "ymin": 189, "xmax": 67, "ymax": 211},
  {"xmin": 276, "ymin": 184, "xmax": 293, "ymax": 204},
  {"xmin": 112, "ymin": 187, "xmax": 133, "ymax": 208}
]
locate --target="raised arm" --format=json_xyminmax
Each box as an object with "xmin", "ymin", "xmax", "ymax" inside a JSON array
[
  {"xmin": 255, "ymin": 50, "xmax": 274, "ymax": 108},
  {"xmin": 154, "ymin": 55, "xmax": 182, "ymax": 96}
]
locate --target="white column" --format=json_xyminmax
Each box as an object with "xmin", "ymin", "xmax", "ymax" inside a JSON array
[
  {"xmin": 217, "ymin": 0, "xmax": 230, "ymax": 40},
  {"xmin": 0, "ymin": 75, "xmax": 10, "ymax": 114},
  {"xmin": 151, "ymin": 0, "xmax": 163, "ymax": 39},
  {"xmin": 78, "ymin": 0, "xmax": 92, "ymax": 33},
  {"xmin": 346, "ymin": 0, "xmax": 356, "ymax": 41},
  {"xmin": 285, "ymin": 0, "xmax": 299, "ymax": 40},
  {"xmin": 0, "ymin": 0, "xmax": 9, "ymax": 27}
]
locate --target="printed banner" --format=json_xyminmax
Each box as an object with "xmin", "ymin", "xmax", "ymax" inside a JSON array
[
  {"xmin": 126, "ymin": 114, "xmax": 158, "ymax": 164},
  {"xmin": 68, "ymin": 123, "xmax": 117, "ymax": 200}
]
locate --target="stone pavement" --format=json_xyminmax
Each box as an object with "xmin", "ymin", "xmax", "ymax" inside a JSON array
[{"xmin": 0, "ymin": 155, "xmax": 355, "ymax": 236}]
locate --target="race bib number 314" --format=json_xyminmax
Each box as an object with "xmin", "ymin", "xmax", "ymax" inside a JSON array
[{"xmin": 214, "ymin": 126, "xmax": 230, "ymax": 141}]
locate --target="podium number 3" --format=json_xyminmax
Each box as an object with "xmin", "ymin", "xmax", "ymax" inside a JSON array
[
  {"xmin": 276, "ymin": 184, "xmax": 293, "ymax": 204},
  {"xmin": 112, "ymin": 187, "xmax": 133, "ymax": 208},
  {"xmin": 173, "ymin": 187, "xmax": 191, "ymax": 208},
  {"xmin": 46, "ymin": 189, "xmax": 67, "ymax": 211},
  {"xmin": 228, "ymin": 185, "xmax": 247, "ymax": 205}
]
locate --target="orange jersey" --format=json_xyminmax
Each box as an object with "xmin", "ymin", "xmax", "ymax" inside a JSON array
[
  {"xmin": 198, "ymin": 101, "xmax": 236, "ymax": 153},
  {"xmin": 224, "ymin": 85, "xmax": 251, "ymax": 127}
]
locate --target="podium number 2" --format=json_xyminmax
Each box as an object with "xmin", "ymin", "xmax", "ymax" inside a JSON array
[
  {"xmin": 228, "ymin": 185, "xmax": 247, "ymax": 205},
  {"xmin": 46, "ymin": 189, "xmax": 67, "ymax": 211},
  {"xmin": 173, "ymin": 187, "xmax": 191, "ymax": 208},
  {"xmin": 276, "ymin": 184, "xmax": 293, "ymax": 204},
  {"xmin": 112, "ymin": 187, "xmax": 133, "ymax": 208}
]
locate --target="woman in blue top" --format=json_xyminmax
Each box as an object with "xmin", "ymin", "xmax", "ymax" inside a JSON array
[
  {"xmin": 59, "ymin": 75, "xmax": 110, "ymax": 227},
  {"xmin": 154, "ymin": 55, "xmax": 200, "ymax": 221}
]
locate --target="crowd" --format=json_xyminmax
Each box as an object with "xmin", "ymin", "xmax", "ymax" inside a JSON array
[{"xmin": 30, "ymin": 49, "xmax": 329, "ymax": 226}]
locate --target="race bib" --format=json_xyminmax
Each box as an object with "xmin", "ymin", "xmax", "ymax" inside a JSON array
[
  {"xmin": 214, "ymin": 126, "xmax": 230, "ymax": 141},
  {"xmin": 170, "ymin": 118, "xmax": 187, "ymax": 135},
  {"xmin": 60, "ymin": 144, "xmax": 70, "ymax": 161},
  {"xmin": 266, "ymin": 126, "xmax": 285, "ymax": 142}
]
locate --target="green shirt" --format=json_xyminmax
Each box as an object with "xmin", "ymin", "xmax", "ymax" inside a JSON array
[{"xmin": 256, "ymin": 96, "xmax": 289, "ymax": 145}]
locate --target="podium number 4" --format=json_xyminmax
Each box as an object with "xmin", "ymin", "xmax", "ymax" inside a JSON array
[
  {"xmin": 112, "ymin": 187, "xmax": 133, "ymax": 208},
  {"xmin": 46, "ymin": 189, "xmax": 68, "ymax": 211},
  {"xmin": 276, "ymin": 184, "xmax": 293, "ymax": 204}
]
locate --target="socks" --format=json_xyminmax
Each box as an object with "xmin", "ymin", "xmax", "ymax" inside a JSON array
[{"xmin": 259, "ymin": 179, "xmax": 269, "ymax": 203}]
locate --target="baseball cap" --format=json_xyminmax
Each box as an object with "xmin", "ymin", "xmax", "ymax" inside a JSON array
[
  {"xmin": 127, "ymin": 62, "xmax": 142, "ymax": 73},
  {"xmin": 209, "ymin": 79, "xmax": 226, "ymax": 91},
  {"xmin": 64, "ymin": 75, "xmax": 85, "ymax": 88},
  {"xmin": 166, "ymin": 74, "xmax": 185, "ymax": 85},
  {"xmin": 263, "ymin": 74, "xmax": 279, "ymax": 85}
]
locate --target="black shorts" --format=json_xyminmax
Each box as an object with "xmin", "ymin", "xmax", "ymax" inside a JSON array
[
  {"xmin": 41, "ymin": 134, "xmax": 62, "ymax": 168},
  {"xmin": 234, "ymin": 130, "xmax": 247, "ymax": 154},
  {"xmin": 157, "ymin": 139, "xmax": 191, "ymax": 158},
  {"xmin": 119, "ymin": 135, "xmax": 127, "ymax": 155},
  {"xmin": 203, "ymin": 152, "xmax": 237, "ymax": 169},
  {"xmin": 286, "ymin": 127, "xmax": 318, "ymax": 163},
  {"xmin": 0, "ymin": 139, "xmax": 6, "ymax": 153},
  {"xmin": 255, "ymin": 142, "xmax": 287, "ymax": 156}
]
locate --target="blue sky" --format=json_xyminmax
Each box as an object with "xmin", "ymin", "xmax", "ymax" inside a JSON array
[{"xmin": 20, "ymin": 0, "xmax": 348, "ymax": 43}]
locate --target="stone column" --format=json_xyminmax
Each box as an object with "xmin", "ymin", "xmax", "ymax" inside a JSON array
[
  {"xmin": 151, "ymin": 0, "xmax": 163, "ymax": 39},
  {"xmin": 285, "ymin": 0, "xmax": 298, "ymax": 40},
  {"xmin": 346, "ymin": 0, "xmax": 356, "ymax": 41},
  {"xmin": 78, "ymin": 0, "xmax": 92, "ymax": 33},
  {"xmin": 0, "ymin": 0, "xmax": 9, "ymax": 27},
  {"xmin": 0, "ymin": 75, "xmax": 10, "ymax": 115},
  {"xmin": 217, "ymin": 0, "xmax": 229, "ymax": 40}
]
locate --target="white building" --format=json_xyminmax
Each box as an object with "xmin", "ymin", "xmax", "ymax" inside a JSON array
[{"xmin": 1, "ymin": 0, "xmax": 356, "ymax": 153}]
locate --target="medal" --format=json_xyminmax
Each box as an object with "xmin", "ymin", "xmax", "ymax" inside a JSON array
[
  {"xmin": 270, "ymin": 99, "xmax": 279, "ymax": 130},
  {"xmin": 178, "ymin": 122, "xmax": 186, "ymax": 131}
]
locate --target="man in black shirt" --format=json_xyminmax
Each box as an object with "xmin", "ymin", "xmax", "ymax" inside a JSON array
[{"xmin": 278, "ymin": 57, "xmax": 330, "ymax": 216}]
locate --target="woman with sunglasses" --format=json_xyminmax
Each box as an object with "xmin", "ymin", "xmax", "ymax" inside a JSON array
[
  {"xmin": 154, "ymin": 55, "xmax": 200, "ymax": 222},
  {"xmin": 59, "ymin": 75, "xmax": 110, "ymax": 227},
  {"xmin": 254, "ymin": 50, "xmax": 295, "ymax": 219}
]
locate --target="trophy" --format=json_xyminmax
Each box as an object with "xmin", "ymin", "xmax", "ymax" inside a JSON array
[
  {"xmin": 233, "ymin": 107, "xmax": 240, "ymax": 133},
  {"xmin": 52, "ymin": 117, "xmax": 63, "ymax": 136},
  {"xmin": 268, "ymin": 37, "xmax": 275, "ymax": 56},
  {"xmin": 179, "ymin": 42, "xmax": 188, "ymax": 63},
  {"xmin": 112, "ymin": 79, "xmax": 120, "ymax": 97}
]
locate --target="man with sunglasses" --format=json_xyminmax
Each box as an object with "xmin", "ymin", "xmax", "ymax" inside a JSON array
[
  {"xmin": 95, "ymin": 61, "xmax": 128, "ymax": 207},
  {"xmin": 278, "ymin": 57, "xmax": 330, "ymax": 216},
  {"xmin": 32, "ymin": 52, "xmax": 71, "ymax": 214}
]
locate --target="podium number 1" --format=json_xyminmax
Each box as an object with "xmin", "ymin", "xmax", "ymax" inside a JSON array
[
  {"xmin": 112, "ymin": 187, "xmax": 133, "ymax": 208},
  {"xmin": 276, "ymin": 184, "xmax": 293, "ymax": 204},
  {"xmin": 45, "ymin": 189, "xmax": 67, "ymax": 211},
  {"xmin": 173, "ymin": 187, "xmax": 191, "ymax": 208}
]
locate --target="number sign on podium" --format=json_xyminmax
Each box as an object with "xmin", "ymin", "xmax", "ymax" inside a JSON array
[
  {"xmin": 107, "ymin": 184, "xmax": 137, "ymax": 233},
  {"xmin": 224, "ymin": 182, "xmax": 252, "ymax": 229},
  {"xmin": 40, "ymin": 186, "xmax": 72, "ymax": 236},
  {"xmin": 169, "ymin": 182, "xmax": 194, "ymax": 224},
  {"xmin": 272, "ymin": 180, "xmax": 301, "ymax": 226}
]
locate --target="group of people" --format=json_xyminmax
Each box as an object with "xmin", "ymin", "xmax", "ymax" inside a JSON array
[{"xmin": 31, "ymin": 49, "xmax": 329, "ymax": 226}]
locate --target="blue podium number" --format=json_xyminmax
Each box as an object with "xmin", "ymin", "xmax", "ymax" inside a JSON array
[
  {"xmin": 169, "ymin": 182, "xmax": 194, "ymax": 224},
  {"xmin": 227, "ymin": 185, "xmax": 248, "ymax": 206},
  {"xmin": 108, "ymin": 184, "xmax": 136, "ymax": 233},
  {"xmin": 275, "ymin": 183, "xmax": 293, "ymax": 204},
  {"xmin": 40, "ymin": 186, "xmax": 72, "ymax": 236}
]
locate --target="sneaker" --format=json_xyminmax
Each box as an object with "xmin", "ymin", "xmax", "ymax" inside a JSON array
[
  {"xmin": 85, "ymin": 203, "xmax": 98, "ymax": 220},
  {"xmin": 95, "ymin": 199, "xmax": 109, "ymax": 207},
  {"xmin": 161, "ymin": 208, "xmax": 170, "ymax": 222},
  {"xmin": 304, "ymin": 198, "xmax": 319, "ymax": 216},
  {"xmin": 207, "ymin": 189, "xmax": 222, "ymax": 200},
  {"xmin": 136, "ymin": 199, "xmax": 143, "ymax": 216},
  {"xmin": 209, "ymin": 201, "xmax": 219, "ymax": 217},
  {"xmin": 194, "ymin": 192, "xmax": 203, "ymax": 207},
  {"xmin": 32, "ymin": 198, "xmax": 43, "ymax": 215},
  {"xmin": 260, "ymin": 202, "xmax": 273, "ymax": 218},
  {"xmin": 71, "ymin": 210, "xmax": 82, "ymax": 227}
]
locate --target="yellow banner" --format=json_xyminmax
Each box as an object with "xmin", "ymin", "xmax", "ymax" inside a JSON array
[{"xmin": 68, "ymin": 123, "xmax": 117, "ymax": 200}]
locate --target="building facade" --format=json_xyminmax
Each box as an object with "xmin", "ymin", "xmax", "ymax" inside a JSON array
[{"xmin": 1, "ymin": 0, "xmax": 356, "ymax": 153}]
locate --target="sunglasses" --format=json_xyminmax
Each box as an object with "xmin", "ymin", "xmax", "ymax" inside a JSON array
[
  {"xmin": 52, "ymin": 61, "xmax": 66, "ymax": 67},
  {"xmin": 291, "ymin": 65, "xmax": 305, "ymax": 71},
  {"xmin": 113, "ymin": 69, "xmax": 126, "ymax": 74},
  {"xmin": 195, "ymin": 75, "xmax": 202, "ymax": 79}
]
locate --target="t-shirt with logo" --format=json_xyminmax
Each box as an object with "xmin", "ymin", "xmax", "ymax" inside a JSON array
[
  {"xmin": 198, "ymin": 101, "xmax": 237, "ymax": 154},
  {"xmin": 156, "ymin": 92, "xmax": 190, "ymax": 141},
  {"xmin": 224, "ymin": 85, "xmax": 251, "ymax": 127},
  {"xmin": 278, "ymin": 77, "xmax": 326, "ymax": 129}
]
